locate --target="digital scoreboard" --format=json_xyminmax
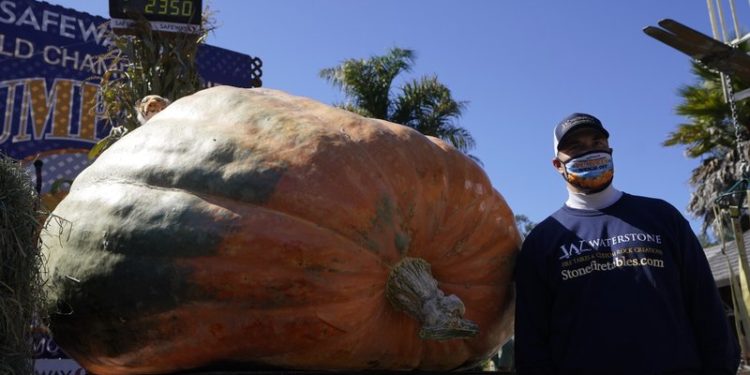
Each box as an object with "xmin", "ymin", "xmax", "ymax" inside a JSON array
[{"xmin": 109, "ymin": 0, "xmax": 202, "ymax": 34}]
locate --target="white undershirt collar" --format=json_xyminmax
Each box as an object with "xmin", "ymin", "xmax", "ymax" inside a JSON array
[{"xmin": 565, "ymin": 185, "xmax": 623, "ymax": 210}]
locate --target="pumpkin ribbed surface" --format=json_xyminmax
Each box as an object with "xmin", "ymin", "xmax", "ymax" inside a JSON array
[{"xmin": 41, "ymin": 87, "xmax": 520, "ymax": 374}]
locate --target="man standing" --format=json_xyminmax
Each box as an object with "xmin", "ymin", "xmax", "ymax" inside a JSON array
[{"xmin": 514, "ymin": 113, "xmax": 740, "ymax": 374}]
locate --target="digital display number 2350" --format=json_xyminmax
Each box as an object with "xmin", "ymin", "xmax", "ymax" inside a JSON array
[
  {"xmin": 144, "ymin": 0, "xmax": 193, "ymax": 17},
  {"xmin": 109, "ymin": 0, "xmax": 202, "ymax": 25}
]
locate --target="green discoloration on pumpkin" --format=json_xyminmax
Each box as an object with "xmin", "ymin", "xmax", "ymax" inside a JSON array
[
  {"xmin": 358, "ymin": 235, "xmax": 380, "ymax": 253},
  {"xmin": 394, "ymin": 232, "xmax": 411, "ymax": 255},
  {"xmin": 49, "ymin": 258, "xmax": 200, "ymax": 357},
  {"xmin": 117, "ymin": 138, "xmax": 287, "ymax": 205},
  {"xmin": 395, "ymin": 203, "xmax": 417, "ymax": 256},
  {"xmin": 356, "ymin": 196, "xmax": 398, "ymax": 253},
  {"xmin": 165, "ymin": 154, "xmax": 284, "ymax": 206},
  {"xmin": 373, "ymin": 195, "xmax": 395, "ymax": 228},
  {"xmin": 43, "ymin": 182, "xmax": 235, "ymax": 357},
  {"xmin": 357, "ymin": 196, "xmax": 417, "ymax": 256},
  {"xmin": 56, "ymin": 185, "xmax": 238, "ymax": 258}
]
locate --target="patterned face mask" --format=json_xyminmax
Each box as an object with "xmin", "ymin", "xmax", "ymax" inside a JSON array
[{"xmin": 560, "ymin": 150, "xmax": 614, "ymax": 193}]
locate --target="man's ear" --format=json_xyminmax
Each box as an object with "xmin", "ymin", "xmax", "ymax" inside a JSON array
[{"xmin": 552, "ymin": 158, "xmax": 564, "ymax": 173}]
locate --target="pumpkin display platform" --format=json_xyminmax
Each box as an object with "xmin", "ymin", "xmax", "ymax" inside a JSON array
[{"xmin": 41, "ymin": 87, "xmax": 520, "ymax": 374}]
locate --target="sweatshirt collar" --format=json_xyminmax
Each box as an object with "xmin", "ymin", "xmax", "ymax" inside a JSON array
[{"xmin": 565, "ymin": 185, "xmax": 623, "ymax": 210}]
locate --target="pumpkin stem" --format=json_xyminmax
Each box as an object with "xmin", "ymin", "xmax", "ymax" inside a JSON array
[{"xmin": 385, "ymin": 257, "xmax": 479, "ymax": 340}]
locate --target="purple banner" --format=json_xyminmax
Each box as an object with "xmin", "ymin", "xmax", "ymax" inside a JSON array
[{"xmin": 0, "ymin": 0, "xmax": 260, "ymax": 194}]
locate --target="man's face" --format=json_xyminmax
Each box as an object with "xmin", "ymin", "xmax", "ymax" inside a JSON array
[
  {"xmin": 555, "ymin": 127, "xmax": 610, "ymax": 163},
  {"xmin": 552, "ymin": 127, "xmax": 610, "ymax": 177}
]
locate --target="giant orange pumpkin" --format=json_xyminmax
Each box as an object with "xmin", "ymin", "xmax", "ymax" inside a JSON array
[{"xmin": 41, "ymin": 87, "xmax": 520, "ymax": 374}]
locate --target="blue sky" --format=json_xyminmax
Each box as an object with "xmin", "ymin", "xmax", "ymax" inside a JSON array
[{"xmin": 48, "ymin": 0, "xmax": 745, "ymax": 233}]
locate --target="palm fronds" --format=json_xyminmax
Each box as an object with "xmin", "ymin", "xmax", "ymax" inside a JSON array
[
  {"xmin": 320, "ymin": 48, "xmax": 476, "ymax": 154},
  {"xmin": 665, "ymin": 48, "xmax": 750, "ymax": 233}
]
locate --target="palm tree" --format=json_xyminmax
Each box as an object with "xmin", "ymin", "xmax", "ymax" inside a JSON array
[
  {"xmin": 664, "ymin": 59, "xmax": 750, "ymax": 233},
  {"xmin": 320, "ymin": 47, "xmax": 476, "ymax": 154}
]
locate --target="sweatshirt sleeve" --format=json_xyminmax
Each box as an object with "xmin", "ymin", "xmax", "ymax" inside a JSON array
[
  {"xmin": 677, "ymin": 216, "xmax": 740, "ymax": 375},
  {"xmin": 514, "ymin": 232, "xmax": 555, "ymax": 375}
]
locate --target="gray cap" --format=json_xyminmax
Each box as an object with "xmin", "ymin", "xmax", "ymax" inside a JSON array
[{"xmin": 553, "ymin": 113, "xmax": 609, "ymax": 154}]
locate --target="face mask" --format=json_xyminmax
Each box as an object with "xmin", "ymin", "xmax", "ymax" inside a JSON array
[{"xmin": 559, "ymin": 150, "xmax": 614, "ymax": 193}]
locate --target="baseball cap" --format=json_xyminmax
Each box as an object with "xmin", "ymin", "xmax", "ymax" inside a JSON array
[{"xmin": 553, "ymin": 113, "xmax": 609, "ymax": 154}]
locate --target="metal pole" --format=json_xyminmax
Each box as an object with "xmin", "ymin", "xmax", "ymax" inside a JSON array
[
  {"xmin": 707, "ymin": 0, "xmax": 731, "ymax": 102},
  {"xmin": 714, "ymin": 0, "xmax": 730, "ymax": 42},
  {"xmin": 716, "ymin": 207, "xmax": 749, "ymax": 359},
  {"xmin": 730, "ymin": 205, "xmax": 750, "ymax": 360},
  {"xmin": 728, "ymin": 0, "xmax": 742, "ymax": 41},
  {"xmin": 707, "ymin": 0, "xmax": 721, "ymax": 39}
]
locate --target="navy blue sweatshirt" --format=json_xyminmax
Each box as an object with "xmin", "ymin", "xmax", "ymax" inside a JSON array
[{"xmin": 515, "ymin": 193, "xmax": 740, "ymax": 375}]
